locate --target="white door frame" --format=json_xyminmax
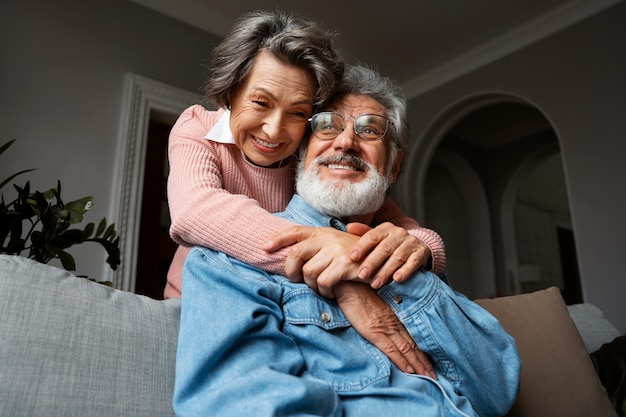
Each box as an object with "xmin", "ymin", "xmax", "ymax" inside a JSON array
[{"xmin": 105, "ymin": 74, "xmax": 202, "ymax": 291}]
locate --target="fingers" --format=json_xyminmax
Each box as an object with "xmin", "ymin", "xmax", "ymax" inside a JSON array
[
  {"xmin": 262, "ymin": 226, "xmax": 317, "ymax": 252},
  {"xmin": 389, "ymin": 245, "xmax": 429, "ymax": 283},
  {"xmin": 281, "ymin": 228, "xmax": 361, "ymax": 297},
  {"xmin": 369, "ymin": 240, "xmax": 428, "ymax": 288},
  {"xmin": 350, "ymin": 223, "xmax": 430, "ymax": 288},
  {"xmin": 347, "ymin": 224, "xmax": 386, "ymax": 264},
  {"xmin": 333, "ymin": 282, "xmax": 437, "ymax": 379},
  {"xmin": 380, "ymin": 334, "xmax": 437, "ymax": 379},
  {"xmin": 345, "ymin": 222, "xmax": 371, "ymax": 238}
]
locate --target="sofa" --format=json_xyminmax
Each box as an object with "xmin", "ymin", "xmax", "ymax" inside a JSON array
[{"xmin": 0, "ymin": 254, "xmax": 621, "ymax": 417}]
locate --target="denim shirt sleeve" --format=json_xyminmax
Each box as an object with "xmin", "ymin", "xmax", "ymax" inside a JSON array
[
  {"xmin": 174, "ymin": 246, "xmax": 343, "ymax": 417},
  {"xmin": 378, "ymin": 270, "xmax": 521, "ymax": 417}
]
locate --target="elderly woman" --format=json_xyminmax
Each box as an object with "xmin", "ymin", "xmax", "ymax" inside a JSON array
[{"xmin": 166, "ymin": 10, "xmax": 446, "ymax": 375}]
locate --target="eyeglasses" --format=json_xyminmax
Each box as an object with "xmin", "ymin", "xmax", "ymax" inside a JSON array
[{"xmin": 308, "ymin": 112, "xmax": 392, "ymax": 142}]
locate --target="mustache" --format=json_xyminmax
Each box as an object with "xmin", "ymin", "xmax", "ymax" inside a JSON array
[{"xmin": 313, "ymin": 153, "xmax": 368, "ymax": 171}]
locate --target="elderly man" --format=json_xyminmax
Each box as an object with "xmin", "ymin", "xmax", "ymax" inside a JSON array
[{"xmin": 174, "ymin": 66, "xmax": 521, "ymax": 417}]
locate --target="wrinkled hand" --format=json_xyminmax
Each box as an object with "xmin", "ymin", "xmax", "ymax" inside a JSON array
[
  {"xmin": 334, "ymin": 281, "xmax": 437, "ymax": 379},
  {"xmin": 347, "ymin": 222, "xmax": 431, "ymax": 289},
  {"xmin": 263, "ymin": 226, "xmax": 362, "ymax": 298}
]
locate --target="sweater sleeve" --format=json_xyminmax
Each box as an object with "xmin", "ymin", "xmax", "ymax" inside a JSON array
[
  {"xmin": 373, "ymin": 197, "xmax": 446, "ymax": 274},
  {"xmin": 167, "ymin": 106, "xmax": 297, "ymax": 278}
]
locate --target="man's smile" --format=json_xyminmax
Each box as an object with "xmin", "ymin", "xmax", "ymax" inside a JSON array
[{"xmin": 318, "ymin": 154, "xmax": 367, "ymax": 173}]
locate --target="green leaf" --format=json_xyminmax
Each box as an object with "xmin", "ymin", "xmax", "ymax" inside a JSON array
[
  {"xmin": 52, "ymin": 229, "xmax": 84, "ymax": 249},
  {"xmin": 30, "ymin": 230, "xmax": 44, "ymax": 246},
  {"xmin": 42, "ymin": 187, "xmax": 57, "ymax": 204},
  {"xmin": 87, "ymin": 236, "xmax": 121, "ymax": 270},
  {"xmin": 6, "ymin": 237, "xmax": 26, "ymax": 254},
  {"xmin": 66, "ymin": 196, "xmax": 93, "ymax": 224},
  {"xmin": 0, "ymin": 169, "xmax": 36, "ymax": 191},
  {"xmin": 103, "ymin": 223, "xmax": 116, "ymax": 239},
  {"xmin": 57, "ymin": 250, "xmax": 76, "ymax": 271},
  {"xmin": 26, "ymin": 198, "xmax": 44, "ymax": 217},
  {"xmin": 95, "ymin": 218, "xmax": 106, "ymax": 237},
  {"xmin": 51, "ymin": 205, "xmax": 70, "ymax": 220},
  {"xmin": 0, "ymin": 139, "xmax": 16, "ymax": 155},
  {"xmin": 82, "ymin": 222, "xmax": 95, "ymax": 239}
]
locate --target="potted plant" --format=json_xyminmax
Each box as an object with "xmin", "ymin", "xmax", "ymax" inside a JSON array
[{"xmin": 0, "ymin": 139, "xmax": 120, "ymax": 283}]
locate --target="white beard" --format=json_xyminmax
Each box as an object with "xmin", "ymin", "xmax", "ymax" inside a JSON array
[{"xmin": 296, "ymin": 153, "xmax": 390, "ymax": 218}]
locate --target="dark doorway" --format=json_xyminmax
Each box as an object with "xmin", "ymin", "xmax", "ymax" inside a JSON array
[{"xmin": 134, "ymin": 116, "xmax": 177, "ymax": 299}]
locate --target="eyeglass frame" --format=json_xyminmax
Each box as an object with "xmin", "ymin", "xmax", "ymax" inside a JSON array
[{"xmin": 308, "ymin": 111, "xmax": 394, "ymax": 142}]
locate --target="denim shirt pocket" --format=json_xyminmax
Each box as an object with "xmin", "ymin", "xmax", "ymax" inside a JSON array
[{"xmin": 282, "ymin": 287, "xmax": 390, "ymax": 393}]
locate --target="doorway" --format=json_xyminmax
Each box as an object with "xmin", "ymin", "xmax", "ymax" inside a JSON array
[
  {"xmin": 134, "ymin": 114, "xmax": 178, "ymax": 299},
  {"xmin": 415, "ymin": 98, "xmax": 581, "ymax": 300},
  {"xmin": 109, "ymin": 74, "xmax": 202, "ymax": 293}
]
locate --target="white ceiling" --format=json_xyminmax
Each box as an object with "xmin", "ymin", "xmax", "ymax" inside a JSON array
[{"xmin": 130, "ymin": 0, "xmax": 620, "ymax": 98}]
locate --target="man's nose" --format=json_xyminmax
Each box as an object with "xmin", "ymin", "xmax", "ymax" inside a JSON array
[{"xmin": 332, "ymin": 121, "xmax": 360, "ymax": 152}]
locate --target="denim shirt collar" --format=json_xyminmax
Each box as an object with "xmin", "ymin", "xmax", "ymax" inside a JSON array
[{"xmin": 278, "ymin": 195, "xmax": 347, "ymax": 232}]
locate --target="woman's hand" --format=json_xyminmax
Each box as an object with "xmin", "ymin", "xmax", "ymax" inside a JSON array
[
  {"xmin": 264, "ymin": 223, "xmax": 432, "ymax": 296},
  {"xmin": 347, "ymin": 222, "xmax": 432, "ymax": 289},
  {"xmin": 333, "ymin": 281, "xmax": 437, "ymax": 379},
  {"xmin": 264, "ymin": 226, "xmax": 362, "ymax": 298}
]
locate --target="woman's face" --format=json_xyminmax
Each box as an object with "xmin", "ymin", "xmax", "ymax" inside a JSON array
[{"xmin": 229, "ymin": 50, "xmax": 316, "ymax": 166}]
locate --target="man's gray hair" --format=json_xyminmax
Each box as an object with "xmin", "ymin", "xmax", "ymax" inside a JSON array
[
  {"xmin": 330, "ymin": 65, "xmax": 410, "ymax": 175},
  {"xmin": 204, "ymin": 10, "xmax": 344, "ymax": 109}
]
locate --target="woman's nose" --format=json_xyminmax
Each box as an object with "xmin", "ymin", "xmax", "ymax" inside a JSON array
[{"xmin": 262, "ymin": 112, "xmax": 285, "ymax": 139}]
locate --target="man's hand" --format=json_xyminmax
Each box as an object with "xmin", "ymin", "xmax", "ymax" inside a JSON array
[
  {"xmin": 263, "ymin": 226, "xmax": 362, "ymax": 298},
  {"xmin": 333, "ymin": 281, "xmax": 437, "ymax": 379},
  {"xmin": 347, "ymin": 222, "xmax": 432, "ymax": 289}
]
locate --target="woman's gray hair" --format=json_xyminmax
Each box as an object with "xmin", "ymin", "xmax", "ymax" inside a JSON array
[
  {"xmin": 334, "ymin": 65, "xmax": 410, "ymax": 175},
  {"xmin": 205, "ymin": 10, "xmax": 344, "ymax": 109}
]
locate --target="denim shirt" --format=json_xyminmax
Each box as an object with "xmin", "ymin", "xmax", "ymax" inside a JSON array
[{"xmin": 174, "ymin": 195, "xmax": 521, "ymax": 417}]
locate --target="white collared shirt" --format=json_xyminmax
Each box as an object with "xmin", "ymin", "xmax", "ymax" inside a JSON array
[{"xmin": 204, "ymin": 109, "xmax": 235, "ymax": 144}]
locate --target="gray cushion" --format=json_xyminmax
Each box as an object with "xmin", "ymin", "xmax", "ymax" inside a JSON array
[{"xmin": 0, "ymin": 255, "xmax": 180, "ymax": 417}]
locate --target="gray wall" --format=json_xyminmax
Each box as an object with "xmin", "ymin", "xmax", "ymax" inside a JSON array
[
  {"xmin": 2, "ymin": 1, "xmax": 624, "ymax": 331},
  {"xmin": 0, "ymin": 0, "xmax": 219, "ymax": 279}
]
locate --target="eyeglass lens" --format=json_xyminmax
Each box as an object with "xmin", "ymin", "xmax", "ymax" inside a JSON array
[{"xmin": 310, "ymin": 112, "xmax": 389, "ymax": 141}]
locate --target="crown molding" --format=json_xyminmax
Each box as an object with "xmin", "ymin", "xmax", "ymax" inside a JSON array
[{"xmin": 402, "ymin": 0, "xmax": 623, "ymax": 99}]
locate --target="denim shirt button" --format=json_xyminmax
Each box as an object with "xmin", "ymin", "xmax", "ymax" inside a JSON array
[
  {"xmin": 392, "ymin": 295, "xmax": 403, "ymax": 304},
  {"xmin": 321, "ymin": 312, "xmax": 331, "ymax": 323}
]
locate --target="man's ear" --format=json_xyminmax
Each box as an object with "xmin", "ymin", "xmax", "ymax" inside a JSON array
[{"xmin": 390, "ymin": 150, "xmax": 403, "ymax": 184}]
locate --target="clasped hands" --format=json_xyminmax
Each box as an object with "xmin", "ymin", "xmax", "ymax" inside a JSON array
[
  {"xmin": 263, "ymin": 222, "xmax": 437, "ymax": 379},
  {"xmin": 263, "ymin": 222, "xmax": 431, "ymax": 296}
]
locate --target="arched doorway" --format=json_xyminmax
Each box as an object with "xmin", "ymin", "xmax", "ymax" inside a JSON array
[{"xmin": 402, "ymin": 93, "xmax": 580, "ymax": 302}]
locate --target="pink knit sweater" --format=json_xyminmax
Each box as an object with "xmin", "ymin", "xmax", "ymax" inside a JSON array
[{"xmin": 165, "ymin": 105, "xmax": 446, "ymax": 298}]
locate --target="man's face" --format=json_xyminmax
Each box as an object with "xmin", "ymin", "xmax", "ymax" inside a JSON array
[
  {"xmin": 302, "ymin": 94, "xmax": 399, "ymax": 182},
  {"xmin": 296, "ymin": 93, "xmax": 403, "ymax": 219}
]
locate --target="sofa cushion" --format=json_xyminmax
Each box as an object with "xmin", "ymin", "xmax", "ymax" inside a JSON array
[
  {"xmin": 0, "ymin": 255, "xmax": 180, "ymax": 417},
  {"xmin": 476, "ymin": 287, "xmax": 617, "ymax": 417}
]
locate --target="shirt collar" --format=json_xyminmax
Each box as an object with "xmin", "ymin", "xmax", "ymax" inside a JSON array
[
  {"xmin": 279, "ymin": 195, "xmax": 347, "ymax": 232},
  {"xmin": 204, "ymin": 109, "xmax": 235, "ymax": 144}
]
